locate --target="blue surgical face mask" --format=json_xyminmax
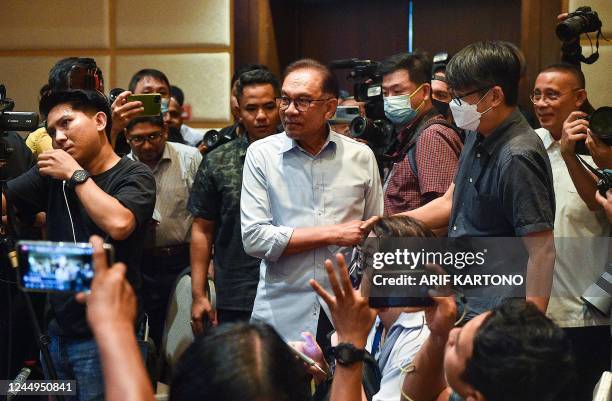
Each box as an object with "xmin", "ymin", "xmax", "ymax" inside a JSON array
[
  {"xmin": 161, "ymin": 97, "xmax": 170, "ymax": 115},
  {"xmin": 383, "ymin": 84, "xmax": 425, "ymax": 126}
]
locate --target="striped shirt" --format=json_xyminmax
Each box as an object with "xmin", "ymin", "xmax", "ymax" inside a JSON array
[{"xmin": 128, "ymin": 141, "xmax": 202, "ymax": 246}]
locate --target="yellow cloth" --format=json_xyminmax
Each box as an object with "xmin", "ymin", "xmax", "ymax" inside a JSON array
[{"xmin": 26, "ymin": 127, "xmax": 53, "ymax": 158}]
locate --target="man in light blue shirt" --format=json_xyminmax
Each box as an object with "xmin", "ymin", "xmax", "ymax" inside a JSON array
[
  {"xmin": 241, "ymin": 58, "xmax": 383, "ymax": 342},
  {"xmin": 366, "ymin": 311, "xmax": 430, "ymax": 401}
]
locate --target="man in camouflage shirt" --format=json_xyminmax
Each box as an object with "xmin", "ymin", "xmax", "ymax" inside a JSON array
[{"xmin": 188, "ymin": 69, "xmax": 281, "ymax": 332}]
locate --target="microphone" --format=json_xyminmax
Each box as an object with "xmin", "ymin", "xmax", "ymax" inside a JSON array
[{"xmin": 7, "ymin": 367, "xmax": 31, "ymax": 401}]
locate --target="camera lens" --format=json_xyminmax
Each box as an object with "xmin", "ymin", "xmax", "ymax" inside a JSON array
[
  {"xmin": 350, "ymin": 116, "xmax": 368, "ymax": 137},
  {"xmin": 556, "ymin": 15, "xmax": 587, "ymax": 41},
  {"xmin": 590, "ymin": 106, "xmax": 612, "ymax": 145}
]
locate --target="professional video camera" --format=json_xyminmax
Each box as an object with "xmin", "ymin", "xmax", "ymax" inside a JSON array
[
  {"xmin": 557, "ymin": 6, "xmax": 605, "ymax": 66},
  {"xmin": 329, "ymin": 58, "xmax": 395, "ymax": 157},
  {"xmin": 0, "ymin": 85, "xmax": 39, "ymax": 163}
]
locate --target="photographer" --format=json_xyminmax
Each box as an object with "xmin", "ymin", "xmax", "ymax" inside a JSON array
[
  {"xmin": 380, "ymin": 51, "xmax": 463, "ymax": 215},
  {"xmin": 3, "ymin": 90, "xmax": 155, "ymax": 400},
  {"xmin": 533, "ymin": 62, "xmax": 610, "ymax": 400},
  {"xmin": 561, "ymin": 110, "xmax": 612, "ymax": 204},
  {"xmin": 110, "ymin": 68, "xmax": 172, "ymax": 155}
]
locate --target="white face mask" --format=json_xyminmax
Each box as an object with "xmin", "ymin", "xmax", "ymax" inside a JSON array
[{"xmin": 449, "ymin": 89, "xmax": 493, "ymax": 131}]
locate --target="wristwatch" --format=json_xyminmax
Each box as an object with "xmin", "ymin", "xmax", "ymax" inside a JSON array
[
  {"xmin": 69, "ymin": 170, "xmax": 90, "ymax": 189},
  {"xmin": 329, "ymin": 343, "xmax": 366, "ymax": 366}
]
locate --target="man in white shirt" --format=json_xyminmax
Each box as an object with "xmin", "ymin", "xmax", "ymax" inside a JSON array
[{"xmin": 532, "ymin": 62, "xmax": 610, "ymax": 401}]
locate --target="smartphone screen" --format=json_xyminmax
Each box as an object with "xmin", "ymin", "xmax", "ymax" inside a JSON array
[
  {"xmin": 16, "ymin": 241, "xmax": 113, "ymax": 293},
  {"xmin": 127, "ymin": 93, "xmax": 162, "ymax": 117}
]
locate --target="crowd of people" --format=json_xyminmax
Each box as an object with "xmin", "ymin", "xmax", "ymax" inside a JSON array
[{"xmin": 1, "ymin": 35, "xmax": 610, "ymax": 401}]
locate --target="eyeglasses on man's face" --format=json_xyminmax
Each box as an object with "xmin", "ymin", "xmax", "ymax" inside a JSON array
[
  {"xmin": 529, "ymin": 88, "xmax": 580, "ymax": 104},
  {"xmin": 127, "ymin": 131, "xmax": 164, "ymax": 145},
  {"xmin": 450, "ymin": 87, "xmax": 492, "ymax": 106},
  {"xmin": 276, "ymin": 96, "xmax": 333, "ymax": 112}
]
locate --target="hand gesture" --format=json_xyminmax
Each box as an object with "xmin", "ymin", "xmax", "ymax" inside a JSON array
[
  {"xmin": 111, "ymin": 90, "xmax": 143, "ymax": 133},
  {"xmin": 423, "ymin": 295, "xmax": 456, "ymax": 341},
  {"xmin": 331, "ymin": 216, "xmax": 379, "ymax": 246},
  {"xmin": 288, "ymin": 332, "xmax": 329, "ymax": 383},
  {"xmin": 595, "ymin": 188, "xmax": 612, "ymax": 222},
  {"xmin": 38, "ymin": 149, "xmax": 83, "ymax": 180},
  {"xmin": 560, "ymin": 111, "xmax": 589, "ymax": 156},
  {"xmin": 586, "ymin": 131, "xmax": 612, "ymax": 169},
  {"xmin": 309, "ymin": 253, "xmax": 376, "ymax": 348},
  {"xmin": 190, "ymin": 294, "xmax": 217, "ymax": 335},
  {"xmin": 76, "ymin": 236, "xmax": 137, "ymax": 334}
]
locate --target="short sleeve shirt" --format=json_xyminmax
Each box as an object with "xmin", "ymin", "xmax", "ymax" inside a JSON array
[
  {"xmin": 449, "ymin": 109, "xmax": 555, "ymax": 237},
  {"xmin": 188, "ymin": 135, "xmax": 260, "ymax": 311},
  {"xmin": 384, "ymin": 112, "xmax": 463, "ymax": 215},
  {"xmin": 7, "ymin": 157, "xmax": 156, "ymax": 337}
]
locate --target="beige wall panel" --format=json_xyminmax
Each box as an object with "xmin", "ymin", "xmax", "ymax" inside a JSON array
[
  {"xmin": 0, "ymin": 1, "xmax": 109, "ymax": 50},
  {"xmin": 568, "ymin": 0, "xmax": 611, "ymax": 33},
  {"xmin": 116, "ymin": 53, "xmax": 231, "ymax": 121},
  {"xmin": 0, "ymin": 56, "xmax": 110, "ymax": 116},
  {"xmin": 116, "ymin": 0, "xmax": 230, "ymax": 47},
  {"xmin": 582, "ymin": 45, "xmax": 612, "ymax": 108}
]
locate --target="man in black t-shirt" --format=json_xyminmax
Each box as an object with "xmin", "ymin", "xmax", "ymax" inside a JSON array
[{"xmin": 4, "ymin": 90, "xmax": 155, "ymax": 401}]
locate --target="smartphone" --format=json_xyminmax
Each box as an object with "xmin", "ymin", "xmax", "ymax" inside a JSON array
[
  {"xmin": 16, "ymin": 240, "xmax": 114, "ymax": 293},
  {"xmin": 127, "ymin": 93, "xmax": 162, "ymax": 117}
]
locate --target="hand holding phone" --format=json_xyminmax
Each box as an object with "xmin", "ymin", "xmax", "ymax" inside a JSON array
[
  {"xmin": 126, "ymin": 93, "xmax": 162, "ymax": 117},
  {"xmin": 17, "ymin": 240, "xmax": 114, "ymax": 293}
]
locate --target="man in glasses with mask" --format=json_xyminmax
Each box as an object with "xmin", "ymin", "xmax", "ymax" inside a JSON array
[
  {"xmin": 400, "ymin": 41, "xmax": 556, "ymax": 318},
  {"xmin": 380, "ymin": 52, "xmax": 463, "ymax": 215}
]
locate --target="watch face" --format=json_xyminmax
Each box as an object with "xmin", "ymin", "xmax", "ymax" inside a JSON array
[
  {"xmin": 74, "ymin": 170, "xmax": 89, "ymax": 183},
  {"xmin": 337, "ymin": 347, "xmax": 352, "ymax": 362}
]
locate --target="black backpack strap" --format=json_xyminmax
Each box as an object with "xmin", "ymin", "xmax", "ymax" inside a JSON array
[{"xmin": 407, "ymin": 119, "xmax": 464, "ymax": 178}]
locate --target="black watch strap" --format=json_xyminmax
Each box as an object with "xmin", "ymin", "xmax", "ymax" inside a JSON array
[
  {"xmin": 329, "ymin": 342, "xmax": 366, "ymax": 366},
  {"xmin": 69, "ymin": 170, "xmax": 90, "ymax": 189}
]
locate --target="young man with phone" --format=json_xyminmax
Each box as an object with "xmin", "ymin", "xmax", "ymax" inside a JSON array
[
  {"xmin": 4, "ymin": 89, "xmax": 156, "ymax": 401},
  {"xmin": 110, "ymin": 68, "xmax": 172, "ymax": 155}
]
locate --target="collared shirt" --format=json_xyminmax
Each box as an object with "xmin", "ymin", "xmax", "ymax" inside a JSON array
[
  {"xmin": 128, "ymin": 141, "xmax": 202, "ymax": 246},
  {"xmin": 180, "ymin": 124, "xmax": 205, "ymax": 147},
  {"xmin": 365, "ymin": 312, "xmax": 430, "ymax": 401},
  {"xmin": 188, "ymin": 134, "xmax": 261, "ymax": 311},
  {"xmin": 449, "ymin": 109, "xmax": 555, "ymax": 237},
  {"xmin": 384, "ymin": 111, "xmax": 463, "ymax": 215},
  {"xmin": 536, "ymin": 128, "xmax": 610, "ymax": 328},
  {"xmin": 241, "ymin": 130, "xmax": 384, "ymax": 340}
]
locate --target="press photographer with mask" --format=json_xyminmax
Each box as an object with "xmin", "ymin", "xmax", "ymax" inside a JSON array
[{"xmin": 380, "ymin": 52, "xmax": 463, "ymax": 215}]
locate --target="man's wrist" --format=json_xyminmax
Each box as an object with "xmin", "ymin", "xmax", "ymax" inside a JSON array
[
  {"xmin": 325, "ymin": 224, "xmax": 340, "ymax": 245},
  {"xmin": 336, "ymin": 335, "xmax": 367, "ymax": 349}
]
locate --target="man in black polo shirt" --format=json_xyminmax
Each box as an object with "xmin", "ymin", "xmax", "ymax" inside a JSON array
[
  {"xmin": 402, "ymin": 41, "xmax": 555, "ymax": 317},
  {"xmin": 5, "ymin": 90, "xmax": 156, "ymax": 401},
  {"xmin": 188, "ymin": 68, "xmax": 281, "ymax": 333}
]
